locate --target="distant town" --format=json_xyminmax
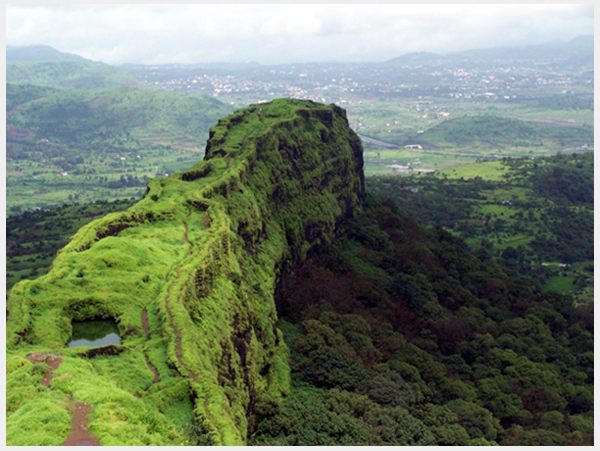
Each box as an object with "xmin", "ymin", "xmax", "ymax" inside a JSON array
[{"xmin": 125, "ymin": 56, "xmax": 593, "ymax": 108}]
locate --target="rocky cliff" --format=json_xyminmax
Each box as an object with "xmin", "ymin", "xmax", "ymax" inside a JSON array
[{"xmin": 6, "ymin": 98, "xmax": 364, "ymax": 445}]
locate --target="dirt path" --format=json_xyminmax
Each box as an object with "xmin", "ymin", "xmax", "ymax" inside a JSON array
[
  {"xmin": 62, "ymin": 401, "xmax": 100, "ymax": 446},
  {"xmin": 141, "ymin": 308, "xmax": 160, "ymax": 385},
  {"xmin": 26, "ymin": 353, "xmax": 63, "ymax": 387},
  {"xmin": 182, "ymin": 220, "xmax": 193, "ymax": 253},
  {"xmin": 141, "ymin": 308, "xmax": 150, "ymax": 339},
  {"xmin": 25, "ymin": 353, "xmax": 100, "ymax": 446},
  {"xmin": 182, "ymin": 209, "xmax": 193, "ymax": 253}
]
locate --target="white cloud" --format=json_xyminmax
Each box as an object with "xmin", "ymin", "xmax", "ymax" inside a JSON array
[{"xmin": 6, "ymin": 4, "xmax": 594, "ymax": 65}]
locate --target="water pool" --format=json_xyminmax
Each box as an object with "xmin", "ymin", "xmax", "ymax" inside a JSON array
[{"xmin": 68, "ymin": 319, "xmax": 121, "ymax": 348}]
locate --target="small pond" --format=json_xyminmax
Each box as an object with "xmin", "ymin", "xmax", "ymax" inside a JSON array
[{"xmin": 68, "ymin": 319, "xmax": 121, "ymax": 348}]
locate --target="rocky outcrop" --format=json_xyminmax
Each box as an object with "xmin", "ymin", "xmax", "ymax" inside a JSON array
[{"xmin": 6, "ymin": 98, "xmax": 364, "ymax": 445}]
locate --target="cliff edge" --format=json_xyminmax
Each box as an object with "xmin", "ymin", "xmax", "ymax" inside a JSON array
[{"xmin": 6, "ymin": 98, "xmax": 364, "ymax": 445}]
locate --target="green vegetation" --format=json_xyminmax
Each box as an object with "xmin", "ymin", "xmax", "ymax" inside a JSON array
[
  {"xmin": 5, "ymin": 45, "xmax": 593, "ymax": 446},
  {"xmin": 6, "ymin": 85, "xmax": 233, "ymax": 213},
  {"xmin": 366, "ymin": 152, "xmax": 594, "ymax": 302},
  {"xmin": 6, "ymin": 198, "xmax": 136, "ymax": 290},
  {"xmin": 544, "ymin": 276, "xmax": 577, "ymax": 294},
  {"xmin": 405, "ymin": 114, "xmax": 593, "ymax": 150},
  {"xmin": 6, "ymin": 84, "xmax": 60, "ymax": 111},
  {"xmin": 252, "ymin": 195, "xmax": 593, "ymax": 446},
  {"xmin": 5, "ymin": 90, "xmax": 593, "ymax": 446},
  {"xmin": 6, "ymin": 98, "xmax": 365, "ymax": 445}
]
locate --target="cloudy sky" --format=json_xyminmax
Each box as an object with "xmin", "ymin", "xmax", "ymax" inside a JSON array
[{"xmin": 6, "ymin": 3, "xmax": 595, "ymax": 65}]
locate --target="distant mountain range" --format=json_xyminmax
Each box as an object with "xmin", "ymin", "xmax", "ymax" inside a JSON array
[
  {"xmin": 385, "ymin": 35, "xmax": 593, "ymax": 68},
  {"xmin": 7, "ymin": 45, "xmax": 143, "ymax": 90}
]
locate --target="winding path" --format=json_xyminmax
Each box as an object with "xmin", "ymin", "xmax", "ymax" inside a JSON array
[
  {"xmin": 141, "ymin": 309, "xmax": 160, "ymax": 385},
  {"xmin": 62, "ymin": 401, "xmax": 100, "ymax": 446}
]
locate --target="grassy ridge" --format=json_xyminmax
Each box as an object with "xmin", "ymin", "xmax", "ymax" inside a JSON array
[{"xmin": 6, "ymin": 98, "xmax": 364, "ymax": 445}]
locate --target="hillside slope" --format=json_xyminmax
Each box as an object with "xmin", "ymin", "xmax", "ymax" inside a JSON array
[
  {"xmin": 404, "ymin": 115, "xmax": 593, "ymax": 149},
  {"xmin": 6, "ymin": 98, "xmax": 364, "ymax": 445},
  {"xmin": 7, "ymin": 85, "xmax": 231, "ymax": 146},
  {"xmin": 253, "ymin": 196, "xmax": 593, "ymax": 446},
  {"xmin": 7, "ymin": 60, "xmax": 142, "ymax": 90},
  {"xmin": 6, "ymin": 86, "xmax": 233, "ymax": 212}
]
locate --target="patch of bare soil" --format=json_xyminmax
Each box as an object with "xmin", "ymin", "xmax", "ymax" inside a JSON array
[
  {"xmin": 145, "ymin": 355, "xmax": 160, "ymax": 384},
  {"xmin": 142, "ymin": 308, "xmax": 150, "ymax": 339},
  {"xmin": 62, "ymin": 400, "xmax": 100, "ymax": 446}
]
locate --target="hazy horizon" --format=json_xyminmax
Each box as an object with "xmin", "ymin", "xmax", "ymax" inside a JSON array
[{"xmin": 6, "ymin": 4, "xmax": 594, "ymax": 66}]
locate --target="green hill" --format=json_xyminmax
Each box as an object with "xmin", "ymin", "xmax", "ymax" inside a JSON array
[
  {"xmin": 405, "ymin": 115, "xmax": 593, "ymax": 149},
  {"xmin": 7, "ymin": 61, "xmax": 143, "ymax": 90},
  {"xmin": 6, "ymin": 86, "xmax": 233, "ymax": 212},
  {"xmin": 7, "ymin": 85, "xmax": 231, "ymax": 146},
  {"xmin": 6, "ymin": 45, "xmax": 147, "ymax": 92}
]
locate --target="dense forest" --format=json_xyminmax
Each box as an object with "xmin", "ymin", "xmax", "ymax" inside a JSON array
[
  {"xmin": 6, "ymin": 84, "xmax": 60, "ymax": 112},
  {"xmin": 251, "ymin": 195, "xmax": 594, "ymax": 446}
]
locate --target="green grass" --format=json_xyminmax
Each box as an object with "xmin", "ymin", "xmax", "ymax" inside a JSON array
[
  {"xmin": 435, "ymin": 161, "xmax": 511, "ymax": 181},
  {"xmin": 543, "ymin": 276, "xmax": 577, "ymax": 294},
  {"xmin": 6, "ymin": 199, "xmax": 138, "ymax": 290}
]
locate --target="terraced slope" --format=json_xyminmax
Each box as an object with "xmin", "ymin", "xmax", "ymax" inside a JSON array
[{"xmin": 6, "ymin": 98, "xmax": 364, "ymax": 445}]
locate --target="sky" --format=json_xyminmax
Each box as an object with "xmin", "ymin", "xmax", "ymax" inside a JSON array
[{"xmin": 5, "ymin": 3, "xmax": 595, "ymax": 65}]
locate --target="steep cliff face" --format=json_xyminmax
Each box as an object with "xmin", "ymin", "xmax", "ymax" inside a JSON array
[{"xmin": 6, "ymin": 98, "xmax": 364, "ymax": 445}]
